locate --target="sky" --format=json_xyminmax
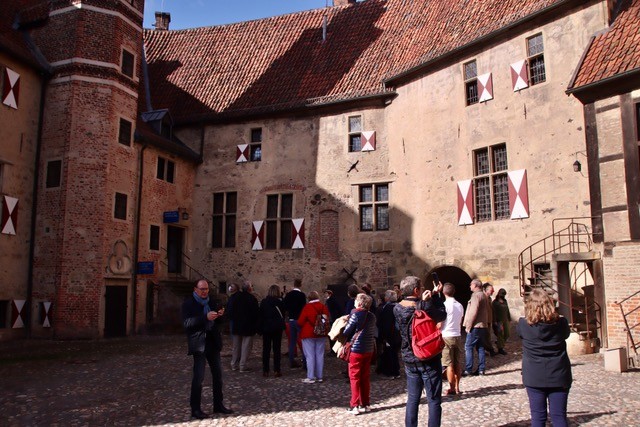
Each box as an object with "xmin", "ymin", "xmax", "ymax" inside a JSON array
[{"xmin": 143, "ymin": 0, "xmax": 330, "ymax": 30}]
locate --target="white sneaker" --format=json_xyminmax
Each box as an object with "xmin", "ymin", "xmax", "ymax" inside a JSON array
[
  {"xmin": 302, "ymin": 378, "xmax": 316, "ymax": 384},
  {"xmin": 346, "ymin": 407, "xmax": 360, "ymax": 415},
  {"xmin": 360, "ymin": 406, "xmax": 370, "ymax": 413},
  {"xmin": 316, "ymin": 378, "xmax": 324, "ymax": 383}
]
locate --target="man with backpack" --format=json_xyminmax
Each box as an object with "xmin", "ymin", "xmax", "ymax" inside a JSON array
[{"xmin": 394, "ymin": 276, "xmax": 447, "ymax": 427}]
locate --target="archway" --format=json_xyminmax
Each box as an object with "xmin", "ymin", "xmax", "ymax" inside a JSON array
[{"xmin": 427, "ymin": 266, "xmax": 473, "ymax": 308}]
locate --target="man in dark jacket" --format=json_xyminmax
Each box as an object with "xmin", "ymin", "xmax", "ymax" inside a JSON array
[
  {"xmin": 227, "ymin": 280, "xmax": 259, "ymax": 372},
  {"xmin": 283, "ymin": 278, "xmax": 306, "ymax": 368},
  {"xmin": 182, "ymin": 280, "xmax": 233, "ymax": 419},
  {"xmin": 394, "ymin": 275, "xmax": 446, "ymax": 427}
]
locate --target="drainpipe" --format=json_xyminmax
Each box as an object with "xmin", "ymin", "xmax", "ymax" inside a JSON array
[
  {"xmin": 132, "ymin": 143, "xmax": 148, "ymax": 335},
  {"xmin": 26, "ymin": 74, "xmax": 49, "ymax": 338}
]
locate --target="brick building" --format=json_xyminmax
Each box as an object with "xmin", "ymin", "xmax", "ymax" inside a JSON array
[{"xmin": 0, "ymin": 0, "xmax": 638, "ymax": 357}]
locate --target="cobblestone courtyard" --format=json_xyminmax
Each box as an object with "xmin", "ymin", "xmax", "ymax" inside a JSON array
[{"xmin": 1, "ymin": 334, "xmax": 638, "ymax": 426}]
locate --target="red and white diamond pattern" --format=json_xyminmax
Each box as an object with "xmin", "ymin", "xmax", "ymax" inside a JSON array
[
  {"xmin": 508, "ymin": 169, "xmax": 529, "ymax": 219},
  {"xmin": 251, "ymin": 220, "xmax": 264, "ymax": 250},
  {"xmin": 1, "ymin": 195, "xmax": 18, "ymax": 235},
  {"xmin": 2, "ymin": 67, "xmax": 20, "ymax": 109},
  {"xmin": 11, "ymin": 300, "xmax": 26, "ymax": 328},
  {"xmin": 292, "ymin": 218, "xmax": 305, "ymax": 249},
  {"xmin": 41, "ymin": 302, "xmax": 52, "ymax": 327},
  {"xmin": 510, "ymin": 60, "xmax": 529, "ymax": 91},
  {"xmin": 478, "ymin": 73, "xmax": 493, "ymax": 102},
  {"xmin": 236, "ymin": 144, "xmax": 249, "ymax": 163},
  {"xmin": 361, "ymin": 131, "xmax": 376, "ymax": 151},
  {"xmin": 457, "ymin": 180, "xmax": 474, "ymax": 225}
]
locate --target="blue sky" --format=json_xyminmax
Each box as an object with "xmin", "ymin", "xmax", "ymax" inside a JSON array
[{"xmin": 143, "ymin": 0, "xmax": 329, "ymax": 30}]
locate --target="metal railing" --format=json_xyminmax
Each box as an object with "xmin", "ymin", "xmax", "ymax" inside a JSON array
[
  {"xmin": 615, "ymin": 289, "xmax": 640, "ymax": 367},
  {"xmin": 159, "ymin": 247, "xmax": 212, "ymax": 286},
  {"xmin": 518, "ymin": 217, "xmax": 602, "ymax": 341}
]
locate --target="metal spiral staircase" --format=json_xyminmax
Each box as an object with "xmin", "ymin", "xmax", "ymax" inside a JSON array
[{"xmin": 518, "ymin": 217, "xmax": 603, "ymax": 347}]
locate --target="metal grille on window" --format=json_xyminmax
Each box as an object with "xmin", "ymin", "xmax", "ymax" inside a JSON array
[
  {"xmin": 475, "ymin": 177, "xmax": 491, "ymax": 222},
  {"xmin": 464, "ymin": 61, "xmax": 478, "ymax": 106},
  {"xmin": 527, "ymin": 34, "xmax": 545, "ymax": 85},
  {"xmin": 349, "ymin": 116, "xmax": 362, "ymax": 152},
  {"xmin": 475, "ymin": 149, "xmax": 489, "ymax": 175},
  {"xmin": 360, "ymin": 206, "xmax": 373, "ymax": 231},
  {"xmin": 493, "ymin": 174, "xmax": 510, "ymax": 220},
  {"xmin": 493, "ymin": 145, "xmax": 508, "ymax": 172}
]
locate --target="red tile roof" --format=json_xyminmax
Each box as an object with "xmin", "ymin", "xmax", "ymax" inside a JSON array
[
  {"xmin": 569, "ymin": 0, "xmax": 640, "ymax": 89},
  {"xmin": 142, "ymin": 0, "xmax": 573, "ymax": 123}
]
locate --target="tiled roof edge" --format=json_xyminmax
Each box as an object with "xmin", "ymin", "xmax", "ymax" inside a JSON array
[
  {"xmin": 565, "ymin": 67, "xmax": 640, "ymax": 103},
  {"xmin": 173, "ymin": 90, "xmax": 397, "ymax": 126},
  {"xmin": 566, "ymin": 35, "xmax": 596, "ymax": 91},
  {"xmin": 384, "ymin": 0, "xmax": 578, "ymax": 85}
]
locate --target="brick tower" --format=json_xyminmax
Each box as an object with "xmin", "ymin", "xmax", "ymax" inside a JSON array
[{"xmin": 31, "ymin": 0, "xmax": 145, "ymax": 338}]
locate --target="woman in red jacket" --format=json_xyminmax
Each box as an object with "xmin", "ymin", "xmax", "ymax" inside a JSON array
[{"xmin": 297, "ymin": 291, "xmax": 330, "ymax": 383}]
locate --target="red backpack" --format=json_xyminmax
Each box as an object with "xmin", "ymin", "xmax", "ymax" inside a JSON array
[{"xmin": 411, "ymin": 309, "xmax": 445, "ymax": 360}]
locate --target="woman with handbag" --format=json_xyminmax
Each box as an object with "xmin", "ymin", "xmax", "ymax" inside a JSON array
[
  {"xmin": 342, "ymin": 293, "xmax": 377, "ymax": 415},
  {"xmin": 259, "ymin": 284, "xmax": 286, "ymax": 377},
  {"xmin": 297, "ymin": 291, "xmax": 330, "ymax": 384}
]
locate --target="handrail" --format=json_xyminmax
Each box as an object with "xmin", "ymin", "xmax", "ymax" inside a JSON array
[
  {"xmin": 518, "ymin": 216, "xmax": 602, "ymax": 342},
  {"xmin": 159, "ymin": 247, "xmax": 213, "ymax": 288},
  {"xmin": 615, "ymin": 291, "xmax": 640, "ymax": 363}
]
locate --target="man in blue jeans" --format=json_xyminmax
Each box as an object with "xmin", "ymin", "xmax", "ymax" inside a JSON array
[
  {"xmin": 394, "ymin": 276, "xmax": 446, "ymax": 427},
  {"xmin": 283, "ymin": 278, "xmax": 306, "ymax": 368},
  {"xmin": 462, "ymin": 279, "xmax": 491, "ymax": 375}
]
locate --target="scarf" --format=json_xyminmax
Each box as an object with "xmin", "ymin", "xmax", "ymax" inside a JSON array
[{"xmin": 193, "ymin": 292, "xmax": 211, "ymax": 316}]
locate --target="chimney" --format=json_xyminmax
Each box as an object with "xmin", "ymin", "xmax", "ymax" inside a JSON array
[
  {"xmin": 333, "ymin": 0, "xmax": 357, "ymax": 6},
  {"xmin": 154, "ymin": 12, "xmax": 171, "ymax": 31}
]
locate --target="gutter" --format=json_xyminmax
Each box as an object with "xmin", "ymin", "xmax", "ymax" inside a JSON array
[{"xmin": 565, "ymin": 67, "xmax": 640, "ymax": 100}]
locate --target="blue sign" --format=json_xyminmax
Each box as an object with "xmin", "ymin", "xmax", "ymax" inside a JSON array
[
  {"xmin": 137, "ymin": 261, "xmax": 154, "ymax": 275},
  {"xmin": 163, "ymin": 211, "xmax": 179, "ymax": 223}
]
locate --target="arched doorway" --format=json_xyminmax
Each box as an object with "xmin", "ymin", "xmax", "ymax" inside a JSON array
[{"xmin": 426, "ymin": 266, "xmax": 473, "ymax": 308}]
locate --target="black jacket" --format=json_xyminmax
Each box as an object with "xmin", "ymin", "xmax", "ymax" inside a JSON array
[
  {"xmin": 182, "ymin": 296, "xmax": 223, "ymax": 355},
  {"xmin": 228, "ymin": 291, "xmax": 259, "ymax": 336},
  {"xmin": 283, "ymin": 289, "xmax": 306, "ymax": 320},
  {"xmin": 517, "ymin": 316, "xmax": 572, "ymax": 388},
  {"xmin": 393, "ymin": 295, "xmax": 446, "ymax": 364},
  {"xmin": 377, "ymin": 302, "xmax": 401, "ymax": 347},
  {"xmin": 259, "ymin": 296, "xmax": 286, "ymax": 334},
  {"xmin": 343, "ymin": 309, "xmax": 377, "ymax": 354}
]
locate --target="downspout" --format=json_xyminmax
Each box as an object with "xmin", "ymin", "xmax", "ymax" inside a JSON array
[
  {"xmin": 26, "ymin": 74, "xmax": 50, "ymax": 338},
  {"xmin": 132, "ymin": 142, "xmax": 148, "ymax": 335}
]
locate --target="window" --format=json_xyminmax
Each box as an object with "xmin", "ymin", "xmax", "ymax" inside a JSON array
[
  {"xmin": 464, "ymin": 60, "xmax": 478, "ymax": 106},
  {"xmin": 156, "ymin": 157, "xmax": 175, "ymax": 183},
  {"xmin": 45, "ymin": 160, "xmax": 62, "ymax": 188},
  {"xmin": 212, "ymin": 192, "xmax": 237, "ymax": 248},
  {"xmin": 0, "ymin": 300, "xmax": 9, "ymax": 328},
  {"xmin": 473, "ymin": 144, "xmax": 509, "ymax": 222},
  {"xmin": 0, "ymin": 163, "xmax": 5, "ymax": 193},
  {"xmin": 348, "ymin": 116, "xmax": 362, "ymax": 152},
  {"xmin": 118, "ymin": 118, "xmax": 132, "ymax": 146},
  {"xmin": 527, "ymin": 34, "xmax": 546, "ymax": 85},
  {"xmin": 250, "ymin": 128, "xmax": 262, "ymax": 161},
  {"xmin": 114, "ymin": 192, "xmax": 127, "ymax": 220},
  {"xmin": 265, "ymin": 193, "xmax": 293, "ymax": 249},
  {"xmin": 358, "ymin": 183, "xmax": 389, "ymax": 231},
  {"xmin": 149, "ymin": 225, "xmax": 160, "ymax": 251},
  {"xmin": 121, "ymin": 49, "xmax": 134, "ymax": 78}
]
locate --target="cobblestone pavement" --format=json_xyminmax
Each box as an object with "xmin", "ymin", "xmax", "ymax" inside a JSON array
[{"xmin": 1, "ymin": 334, "xmax": 639, "ymax": 426}]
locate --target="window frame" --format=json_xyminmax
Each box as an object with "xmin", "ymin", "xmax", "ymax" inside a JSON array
[
  {"xmin": 114, "ymin": 192, "xmax": 128, "ymax": 220},
  {"xmin": 149, "ymin": 224, "xmax": 160, "ymax": 251},
  {"xmin": 212, "ymin": 191, "xmax": 237, "ymax": 249},
  {"xmin": 45, "ymin": 159, "xmax": 62, "ymax": 189},
  {"xmin": 473, "ymin": 143, "xmax": 509, "ymax": 222},
  {"xmin": 0, "ymin": 162, "xmax": 5, "ymax": 193},
  {"xmin": 121, "ymin": 48, "xmax": 135, "ymax": 78},
  {"xmin": 156, "ymin": 156, "xmax": 175, "ymax": 184},
  {"xmin": 348, "ymin": 115, "xmax": 363, "ymax": 152},
  {"xmin": 358, "ymin": 183, "xmax": 390, "ymax": 232},
  {"xmin": 265, "ymin": 193, "xmax": 294, "ymax": 250},
  {"xmin": 526, "ymin": 33, "xmax": 546, "ymax": 86},
  {"xmin": 118, "ymin": 117, "xmax": 132, "ymax": 146},
  {"xmin": 464, "ymin": 60, "xmax": 479, "ymax": 106},
  {"xmin": 249, "ymin": 127, "xmax": 262, "ymax": 162}
]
